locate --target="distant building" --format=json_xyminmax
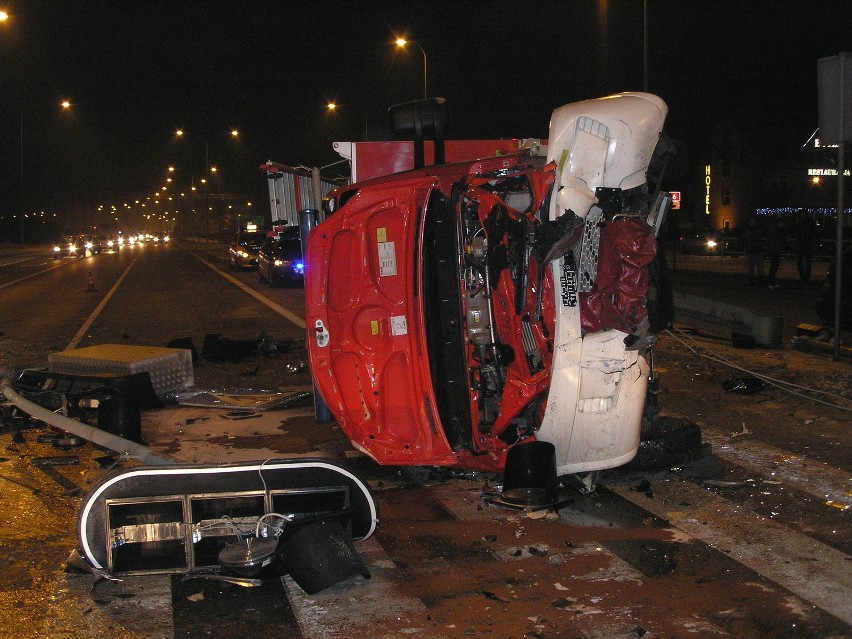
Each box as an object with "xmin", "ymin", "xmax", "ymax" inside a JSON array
[{"xmin": 676, "ymin": 125, "xmax": 849, "ymax": 232}]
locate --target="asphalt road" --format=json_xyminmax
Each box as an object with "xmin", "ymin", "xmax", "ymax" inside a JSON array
[{"xmin": 0, "ymin": 242, "xmax": 849, "ymax": 639}]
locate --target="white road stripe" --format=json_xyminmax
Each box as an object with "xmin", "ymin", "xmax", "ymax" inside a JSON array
[
  {"xmin": 610, "ymin": 478, "xmax": 852, "ymax": 625},
  {"xmin": 0, "ymin": 260, "xmax": 67, "ymax": 290},
  {"xmin": 434, "ymin": 483, "xmax": 733, "ymax": 638},
  {"xmin": 702, "ymin": 428, "xmax": 851, "ymax": 505},
  {"xmin": 282, "ymin": 536, "xmax": 425, "ymax": 638},
  {"xmin": 191, "ymin": 253, "xmax": 306, "ymax": 329},
  {"xmin": 66, "ymin": 255, "xmax": 139, "ymax": 350}
]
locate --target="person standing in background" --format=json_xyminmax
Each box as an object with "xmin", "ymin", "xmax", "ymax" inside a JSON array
[
  {"xmin": 765, "ymin": 217, "xmax": 785, "ymax": 289},
  {"xmin": 744, "ymin": 218, "xmax": 765, "ymax": 285},
  {"xmin": 794, "ymin": 212, "xmax": 817, "ymax": 283}
]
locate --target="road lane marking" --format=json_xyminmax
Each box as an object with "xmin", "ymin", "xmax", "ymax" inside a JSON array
[
  {"xmin": 701, "ymin": 428, "xmax": 851, "ymax": 504},
  {"xmin": 0, "ymin": 255, "xmax": 44, "ymax": 267},
  {"xmin": 66, "ymin": 256, "xmax": 139, "ymax": 350},
  {"xmin": 192, "ymin": 253, "xmax": 306, "ymax": 329},
  {"xmin": 282, "ymin": 536, "xmax": 424, "ymax": 639},
  {"xmin": 610, "ymin": 478, "xmax": 852, "ymax": 626},
  {"xmin": 0, "ymin": 260, "xmax": 67, "ymax": 290}
]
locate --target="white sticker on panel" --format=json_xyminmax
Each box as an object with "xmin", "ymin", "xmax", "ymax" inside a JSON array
[
  {"xmin": 378, "ymin": 241, "xmax": 397, "ymax": 277},
  {"xmin": 390, "ymin": 315, "xmax": 408, "ymax": 336}
]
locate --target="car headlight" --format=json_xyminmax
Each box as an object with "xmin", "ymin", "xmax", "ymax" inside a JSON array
[
  {"xmin": 239, "ymin": 250, "xmax": 249, "ymax": 258},
  {"xmin": 53, "ymin": 246, "xmax": 60, "ymax": 252},
  {"xmin": 706, "ymin": 240, "xmax": 717, "ymax": 248},
  {"xmin": 273, "ymin": 259, "xmax": 284, "ymax": 266}
]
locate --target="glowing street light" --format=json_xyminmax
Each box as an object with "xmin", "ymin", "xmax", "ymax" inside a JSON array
[
  {"xmin": 395, "ymin": 37, "xmax": 428, "ymax": 98},
  {"xmin": 0, "ymin": 10, "xmax": 8, "ymax": 21}
]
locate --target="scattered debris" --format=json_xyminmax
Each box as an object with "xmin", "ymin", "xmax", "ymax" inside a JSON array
[
  {"xmin": 182, "ymin": 571, "xmax": 263, "ymax": 588},
  {"xmin": 633, "ymin": 478, "xmax": 653, "ymax": 498},
  {"xmin": 731, "ymin": 424, "xmax": 753, "ymax": 440},
  {"xmin": 201, "ymin": 334, "xmax": 259, "ymax": 361},
  {"xmin": 482, "ymin": 590, "xmax": 510, "ymax": 603},
  {"xmin": 167, "ymin": 337, "xmax": 199, "ymax": 362},
  {"xmin": 31, "ymin": 455, "xmax": 80, "ymax": 467},
  {"xmin": 723, "ymin": 376, "xmax": 766, "ymax": 394},
  {"xmin": 53, "ymin": 435, "xmax": 86, "ymax": 448},
  {"xmin": 791, "ymin": 335, "xmax": 852, "ymax": 359},
  {"xmin": 284, "ymin": 360, "xmax": 307, "ymax": 374},
  {"xmin": 825, "ymin": 500, "xmax": 850, "ymax": 511},
  {"xmin": 703, "ymin": 479, "xmax": 750, "ymax": 488},
  {"xmin": 173, "ymin": 388, "xmax": 311, "ymax": 410},
  {"xmin": 220, "ymin": 410, "xmax": 262, "ymax": 421}
]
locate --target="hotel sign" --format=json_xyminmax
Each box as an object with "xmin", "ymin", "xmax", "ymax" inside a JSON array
[{"xmin": 704, "ymin": 165, "xmax": 711, "ymax": 215}]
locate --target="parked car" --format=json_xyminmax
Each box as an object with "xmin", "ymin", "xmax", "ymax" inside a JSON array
[
  {"xmin": 257, "ymin": 233, "xmax": 305, "ymax": 287},
  {"xmin": 816, "ymin": 245, "xmax": 851, "ymax": 331},
  {"xmin": 52, "ymin": 235, "xmax": 83, "ymax": 258},
  {"xmin": 228, "ymin": 230, "xmax": 265, "ymax": 269}
]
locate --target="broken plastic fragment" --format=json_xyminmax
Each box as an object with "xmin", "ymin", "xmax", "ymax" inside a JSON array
[{"xmin": 723, "ymin": 377, "xmax": 766, "ymax": 394}]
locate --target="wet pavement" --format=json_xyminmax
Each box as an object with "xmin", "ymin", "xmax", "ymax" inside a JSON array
[
  {"xmin": 1, "ymin": 364, "xmax": 849, "ymax": 639},
  {"xmin": 1, "ymin": 245, "xmax": 849, "ymax": 638}
]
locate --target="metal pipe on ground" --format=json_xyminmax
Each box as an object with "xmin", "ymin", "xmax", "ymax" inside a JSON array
[{"xmin": 1, "ymin": 379, "xmax": 176, "ymax": 466}]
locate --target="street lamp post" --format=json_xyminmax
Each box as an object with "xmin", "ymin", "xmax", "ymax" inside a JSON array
[
  {"xmin": 174, "ymin": 128, "xmax": 239, "ymax": 238},
  {"xmin": 395, "ymin": 37, "xmax": 428, "ymax": 99},
  {"xmin": 19, "ymin": 100, "xmax": 71, "ymax": 243}
]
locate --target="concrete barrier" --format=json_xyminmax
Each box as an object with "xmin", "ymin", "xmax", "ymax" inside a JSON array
[{"xmin": 672, "ymin": 290, "xmax": 783, "ymax": 346}]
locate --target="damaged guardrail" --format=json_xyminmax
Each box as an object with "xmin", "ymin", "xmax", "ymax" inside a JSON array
[{"xmin": 0, "ymin": 373, "xmax": 175, "ymax": 466}]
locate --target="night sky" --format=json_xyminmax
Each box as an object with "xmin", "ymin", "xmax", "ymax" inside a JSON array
[{"xmin": 0, "ymin": 0, "xmax": 850, "ymax": 234}]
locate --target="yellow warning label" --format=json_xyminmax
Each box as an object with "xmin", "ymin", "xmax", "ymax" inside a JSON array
[
  {"xmin": 377, "ymin": 227, "xmax": 387, "ymax": 243},
  {"xmin": 370, "ymin": 320, "xmax": 380, "ymax": 335}
]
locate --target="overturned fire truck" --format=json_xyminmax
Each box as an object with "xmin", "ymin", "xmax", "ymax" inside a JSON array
[{"xmin": 305, "ymin": 93, "xmax": 683, "ymax": 490}]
